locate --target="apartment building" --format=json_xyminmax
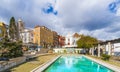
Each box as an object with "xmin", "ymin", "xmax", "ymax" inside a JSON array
[{"xmin": 33, "ymin": 26, "xmax": 53, "ymax": 48}]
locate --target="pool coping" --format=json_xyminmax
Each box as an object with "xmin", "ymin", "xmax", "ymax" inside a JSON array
[
  {"xmin": 84, "ymin": 55, "xmax": 120, "ymax": 72},
  {"xmin": 31, "ymin": 55, "xmax": 61, "ymax": 72},
  {"xmin": 31, "ymin": 55, "xmax": 120, "ymax": 72}
]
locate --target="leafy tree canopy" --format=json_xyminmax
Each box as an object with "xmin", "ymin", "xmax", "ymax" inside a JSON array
[{"xmin": 77, "ymin": 35, "xmax": 98, "ymax": 49}]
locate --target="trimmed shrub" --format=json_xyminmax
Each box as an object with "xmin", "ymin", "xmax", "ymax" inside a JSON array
[
  {"xmin": 64, "ymin": 50, "xmax": 67, "ymax": 53},
  {"xmin": 101, "ymin": 54, "xmax": 111, "ymax": 61},
  {"xmin": 48, "ymin": 50, "xmax": 53, "ymax": 53}
]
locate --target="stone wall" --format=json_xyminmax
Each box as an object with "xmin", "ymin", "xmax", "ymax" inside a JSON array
[{"xmin": 0, "ymin": 57, "xmax": 26, "ymax": 71}]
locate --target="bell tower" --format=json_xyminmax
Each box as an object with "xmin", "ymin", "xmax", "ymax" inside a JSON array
[{"xmin": 17, "ymin": 18, "xmax": 25, "ymax": 40}]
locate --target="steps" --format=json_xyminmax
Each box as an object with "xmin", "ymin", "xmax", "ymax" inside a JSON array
[{"xmin": 36, "ymin": 48, "xmax": 50, "ymax": 54}]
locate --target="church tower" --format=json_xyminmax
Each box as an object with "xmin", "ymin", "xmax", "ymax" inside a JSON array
[{"xmin": 17, "ymin": 18, "xmax": 25, "ymax": 40}]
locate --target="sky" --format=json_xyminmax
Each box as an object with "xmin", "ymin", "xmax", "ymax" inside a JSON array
[{"xmin": 0, "ymin": 0, "xmax": 120, "ymax": 41}]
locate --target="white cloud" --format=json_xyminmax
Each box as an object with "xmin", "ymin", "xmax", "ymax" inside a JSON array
[
  {"xmin": 0, "ymin": 17, "xmax": 8, "ymax": 24},
  {"xmin": 0, "ymin": 0, "xmax": 120, "ymax": 40},
  {"xmin": 116, "ymin": 8, "xmax": 120, "ymax": 16}
]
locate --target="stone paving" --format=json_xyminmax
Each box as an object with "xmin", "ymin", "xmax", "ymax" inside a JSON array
[
  {"xmin": 84, "ymin": 55, "xmax": 120, "ymax": 72},
  {"xmin": 31, "ymin": 55, "xmax": 61, "ymax": 72}
]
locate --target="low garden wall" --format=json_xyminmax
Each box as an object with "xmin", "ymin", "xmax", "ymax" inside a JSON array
[
  {"xmin": 0, "ymin": 53, "xmax": 53, "ymax": 71},
  {"xmin": 0, "ymin": 57, "xmax": 26, "ymax": 71}
]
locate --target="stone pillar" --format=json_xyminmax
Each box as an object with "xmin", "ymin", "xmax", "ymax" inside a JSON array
[
  {"xmin": 108, "ymin": 42, "xmax": 111, "ymax": 55},
  {"xmin": 98, "ymin": 44, "xmax": 100, "ymax": 57},
  {"xmin": 103, "ymin": 44, "xmax": 106, "ymax": 54},
  {"xmin": 111, "ymin": 44, "xmax": 114, "ymax": 55},
  {"xmin": 92, "ymin": 48, "xmax": 94, "ymax": 56}
]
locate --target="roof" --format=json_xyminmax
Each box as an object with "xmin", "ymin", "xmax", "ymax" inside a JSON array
[
  {"xmin": 34, "ymin": 25, "xmax": 41, "ymax": 28},
  {"xmin": 73, "ymin": 33, "xmax": 80, "ymax": 38}
]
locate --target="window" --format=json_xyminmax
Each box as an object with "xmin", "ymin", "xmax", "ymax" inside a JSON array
[{"xmin": 68, "ymin": 38, "xmax": 70, "ymax": 41}]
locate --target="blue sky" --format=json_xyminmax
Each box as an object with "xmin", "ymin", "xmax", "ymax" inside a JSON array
[{"xmin": 0, "ymin": 0, "xmax": 120, "ymax": 40}]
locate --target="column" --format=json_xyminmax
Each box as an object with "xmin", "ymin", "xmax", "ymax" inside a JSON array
[
  {"xmin": 108, "ymin": 42, "xmax": 111, "ymax": 55},
  {"xmin": 111, "ymin": 44, "xmax": 114, "ymax": 55},
  {"xmin": 103, "ymin": 44, "xmax": 106, "ymax": 54},
  {"xmin": 92, "ymin": 48, "xmax": 94, "ymax": 56},
  {"xmin": 98, "ymin": 44, "xmax": 100, "ymax": 57}
]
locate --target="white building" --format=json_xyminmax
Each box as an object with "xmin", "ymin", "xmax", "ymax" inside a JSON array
[
  {"xmin": 105, "ymin": 43, "xmax": 120, "ymax": 56},
  {"xmin": 113, "ymin": 43, "xmax": 120, "ymax": 52},
  {"xmin": 17, "ymin": 19, "xmax": 25, "ymax": 40},
  {"xmin": 64, "ymin": 33, "xmax": 80, "ymax": 48},
  {"xmin": 91, "ymin": 40, "xmax": 120, "ymax": 57},
  {"xmin": 20, "ymin": 28, "xmax": 33, "ymax": 44}
]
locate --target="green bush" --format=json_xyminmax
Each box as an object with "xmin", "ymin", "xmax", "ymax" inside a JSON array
[
  {"xmin": 0, "ymin": 39, "xmax": 23, "ymax": 58},
  {"xmin": 64, "ymin": 50, "xmax": 67, "ymax": 53},
  {"xmin": 101, "ymin": 54, "xmax": 111, "ymax": 61}
]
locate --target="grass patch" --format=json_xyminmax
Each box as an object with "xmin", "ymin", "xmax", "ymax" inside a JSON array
[{"xmin": 7, "ymin": 54, "xmax": 58, "ymax": 72}]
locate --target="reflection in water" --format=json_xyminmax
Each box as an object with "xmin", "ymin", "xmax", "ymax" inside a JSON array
[
  {"xmin": 108, "ymin": 70, "xmax": 110, "ymax": 72},
  {"xmin": 44, "ymin": 56, "xmax": 114, "ymax": 72},
  {"xmin": 58, "ymin": 60, "xmax": 61, "ymax": 63},
  {"xmin": 91, "ymin": 61, "xmax": 94, "ymax": 66},
  {"xmin": 64, "ymin": 57, "xmax": 78, "ymax": 68},
  {"xmin": 65, "ymin": 58, "xmax": 73, "ymax": 68},
  {"xmin": 97, "ymin": 65, "xmax": 100, "ymax": 72}
]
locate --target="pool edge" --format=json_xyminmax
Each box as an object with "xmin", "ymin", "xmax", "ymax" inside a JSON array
[
  {"xmin": 31, "ymin": 55, "xmax": 120, "ymax": 72},
  {"xmin": 84, "ymin": 55, "xmax": 120, "ymax": 72},
  {"xmin": 31, "ymin": 55, "xmax": 61, "ymax": 72}
]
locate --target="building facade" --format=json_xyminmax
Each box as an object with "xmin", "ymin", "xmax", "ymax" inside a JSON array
[
  {"xmin": 58, "ymin": 35, "xmax": 65, "ymax": 47},
  {"xmin": 53, "ymin": 31, "xmax": 59, "ymax": 48},
  {"xmin": 90, "ymin": 38, "xmax": 120, "ymax": 57},
  {"xmin": 17, "ymin": 19, "xmax": 25, "ymax": 40},
  {"xmin": 20, "ymin": 28, "xmax": 33, "ymax": 44},
  {"xmin": 64, "ymin": 33, "xmax": 80, "ymax": 48},
  {"xmin": 100, "ymin": 41, "xmax": 120, "ymax": 56},
  {"xmin": 33, "ymin": 26, "xmax": 53, "ymax": 48}
]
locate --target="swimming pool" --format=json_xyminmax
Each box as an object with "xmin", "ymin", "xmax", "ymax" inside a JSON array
[{"xmin": 43, "ymin": 56, "xmax": 114, "ymax": 72}]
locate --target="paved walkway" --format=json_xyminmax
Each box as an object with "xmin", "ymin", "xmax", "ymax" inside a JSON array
[
  {"xmin": 31, "ymin": 55, "xmax": 61, "ymax": 72},
  {"xmin": 31, "ymin": 54, "xmax": 120, "ymax": 72},
  {"xmin": 0, "ymin": 53, "xmax": 53, "ymax": 72},
  {"xmin": 84, "ymin": 55, "xmax": 120, "ymax": 72}
]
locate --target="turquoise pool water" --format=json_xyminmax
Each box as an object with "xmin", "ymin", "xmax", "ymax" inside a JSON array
[{"xmin": 43, "ymin": 56, "xmax": 114, "ymax": 72}]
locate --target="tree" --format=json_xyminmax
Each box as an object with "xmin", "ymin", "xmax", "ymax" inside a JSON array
[
  {"xmin": 0, "ymin": 38, "xmax": 23, "ymax": 58},
  {"xmin": 8, "ymin": 41, "xmax": 23, "ymax": 58},
  {"xmin": 0, "ymin": 17, "xmax": 23, "ymax": 58},
  {"xmin": 9, "ymin": 17, "xmax": 17, "ymax": 41},
  {"xmin": 77, "ymin": 35, "xmax": 98, "ymax": 54},
  {"xmin": 0, "ymin": 37, "xmax": 10, "ymax": 57}
]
